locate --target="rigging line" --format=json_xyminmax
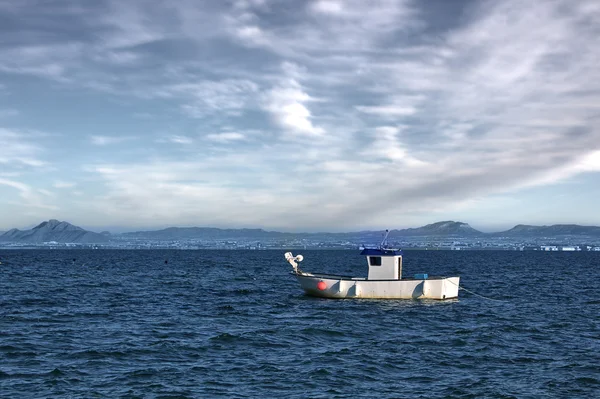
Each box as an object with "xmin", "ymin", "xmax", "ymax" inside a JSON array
[{"xmin": 446, "ymin": 278, "xmax": 506, "ymax": 302}]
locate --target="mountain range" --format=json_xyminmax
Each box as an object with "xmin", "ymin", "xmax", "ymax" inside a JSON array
[
  {"xmin": 498, "ymin": 224, "xmax": 600, "ymax": 237},
  {"xmin": 2, "ymin": 220, "xmax": 600, "ymax": 244}
]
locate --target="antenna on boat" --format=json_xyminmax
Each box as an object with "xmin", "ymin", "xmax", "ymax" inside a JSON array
[{"xmin": 380, "ymin": 229, "xmax": 390, "ymax": 248}]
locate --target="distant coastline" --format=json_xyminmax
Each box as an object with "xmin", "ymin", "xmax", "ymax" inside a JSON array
[{"xmin": 1, "ymin": 220, "xmax": 600, "ymax": 251}]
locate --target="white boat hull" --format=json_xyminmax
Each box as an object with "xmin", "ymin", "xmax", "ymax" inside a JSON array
[{"xmin": 294, "ymin": 273, "xmax": 460, "ymax": 300}]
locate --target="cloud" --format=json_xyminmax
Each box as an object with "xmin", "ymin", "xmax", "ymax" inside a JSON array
[
  {"xmin": 53, "ymin": 181, "xmax": 76, "ymax": 189},
  {"xmin": 37, "ymin": 188, "xmax": 55, "ymax": 197},
  {"xmin": 167, "ymin": 135, "xmax": 193, "ymax": 144},
  {"xmin": 355, "ymin": 105, "xmax": 417, "ymax": 117},
  {"xmin": 206, "ymin": 132, "xmax": 246, "ymax": 143},
  {"xmin": 361, "ymin": 126, "xmax": 425, "ymax": 166},
  {"xmin": 0, "ymin": 36, "xmax": 83, "ymax": 81},
  {"xmin": 310, "ymin": 0, "xmax": 344, "ymax": 15},
  {"xmin": 227, "ymin": 0, "xmax": 417, "ymax": 57},
  {"xmin": 166, "ymin": 79, "xmax": 260, "ymax": 118},
  {"xmin": 0, "ymin": 128, "xmax": 46, "ymax": 168},
  {"xmin": 263, "ymin": 78, "xmax": 324, "ymax": 136},
  {"xmin": 90, "ymin": 135, "xmax": 135, "ymax": 146},
  {"xmin": 0, "ymin": 177, "xmax": 57, "ymax": 210},
  {"xmin": 86, "ymin": 158, "xmax": 306, "ymax": 227},
  {"xmin": 577, "ymin": 151, "xmax": 600, "ymax": 172},
  {"xmin": 230, "ymin": 0, "xmax": 600, "ymax": 228},
  {"xmin": 98, "ymin": 1, "xmax": 168, "ymax": 50},
  {"xmin": 1, "ymin": 0, "xmax": 600, "ymax": 230}
]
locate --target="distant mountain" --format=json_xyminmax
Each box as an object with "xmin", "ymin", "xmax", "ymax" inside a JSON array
[
  {"xmin": 118, "ymin": 226, "xmax": 382, "ymax": 243},
  {"xmin": 118, "ymin": 221, "xmax": 483, "ymax": 241},
  {"xmin": 496, "ymin": 224, "xmax": 600, "ymax": 237},
  {"xmin": 0, "ymin": 219, "xmax": 109, "ymax": 243},
  {"xmin": 3, "ymin": 220, "xmax": 600, "ymax": 245},
  {"xmin": 392, "ymin": 221, "xmax": 483, "ymax": 236},
  {"xmin": 120, "ymin": 227, "xmax": 296, "ymax": 240}
]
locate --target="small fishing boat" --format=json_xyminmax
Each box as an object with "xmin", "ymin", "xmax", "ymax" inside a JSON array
[{"xmin": 284, "ymin": 233, "xmax": 460, "ymax": 300}]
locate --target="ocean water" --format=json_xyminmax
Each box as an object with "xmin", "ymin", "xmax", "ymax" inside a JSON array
[{"xmin": 1, "ymin": 249, "xmax": 598, "ymax": 398}]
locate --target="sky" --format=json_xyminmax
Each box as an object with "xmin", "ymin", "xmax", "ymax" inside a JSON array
[{"xmin": 1, "ymin": 0, "xmax": 600, "ymax": 233}]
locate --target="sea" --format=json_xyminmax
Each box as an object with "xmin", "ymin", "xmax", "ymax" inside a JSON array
[{"xmin": 1, "ymin": 249, "xmax": 598, "ymax": 398}]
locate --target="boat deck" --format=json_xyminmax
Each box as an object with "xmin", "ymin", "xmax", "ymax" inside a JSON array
[{"xmin": 293, "ymin": 271, "xmax": 448, "ymax": 281}]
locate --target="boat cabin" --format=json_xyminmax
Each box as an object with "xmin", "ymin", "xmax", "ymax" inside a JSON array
[{"xmin": 361, "ymin": 248, "xmax": 403, "ymax": 280}]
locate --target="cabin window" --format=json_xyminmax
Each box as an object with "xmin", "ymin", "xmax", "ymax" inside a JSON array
[{"xmin": 369, "ymin": 256, "xmax": 382, "ymax": 266}]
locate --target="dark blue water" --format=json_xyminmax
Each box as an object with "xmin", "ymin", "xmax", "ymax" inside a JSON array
[{"xmin": 1, "ymin": 250, "xmax": 599, "ymax": 398}]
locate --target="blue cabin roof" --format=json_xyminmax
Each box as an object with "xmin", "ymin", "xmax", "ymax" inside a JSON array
[{"xmin": 360, "ymin": 248, "xmax": 403, "ymax": 256}]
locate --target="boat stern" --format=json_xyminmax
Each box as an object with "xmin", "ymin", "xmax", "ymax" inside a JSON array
[{"xmin": 442, "ymin": 276, "xmax": 460, "ymax": 299}]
